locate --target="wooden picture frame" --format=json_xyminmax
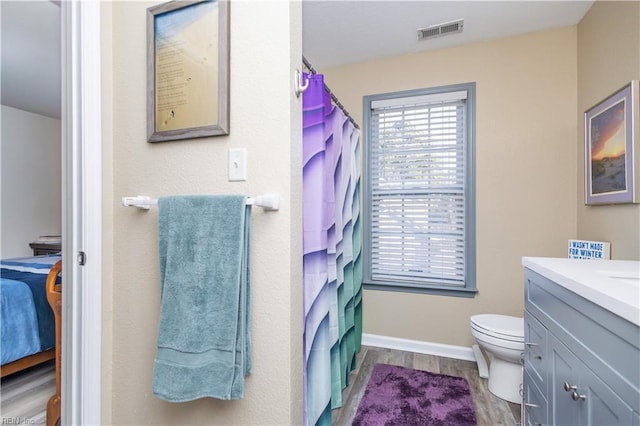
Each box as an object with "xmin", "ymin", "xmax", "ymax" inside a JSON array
[
  {"xmin": 147, "ymin": 0, "xmax": 229, "ymax": 142},
  {"xmin": 584, "ymin": 80, "xmax": 639, "ymax": 205}
]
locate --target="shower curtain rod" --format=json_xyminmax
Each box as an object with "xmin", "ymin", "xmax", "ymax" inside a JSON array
[{"xmin": 302, "ymin": 56, "xmax": 360, "ymax": 130}]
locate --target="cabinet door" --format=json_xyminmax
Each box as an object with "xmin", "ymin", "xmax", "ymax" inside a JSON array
[
  {"xmin": 549, "ymin": 334, "xmax": 635, "ymax": 426},
  {"xmin": 549, "ymin": 335, "xmax": 582, "ymax": 425},
  {"xmin": 581, "ymin": 367, "xmax": 635, "ymax": 426}
]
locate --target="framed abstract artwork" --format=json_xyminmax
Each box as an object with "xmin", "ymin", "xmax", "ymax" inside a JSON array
[
  {"xmin": 584, "ymin": 80, "xmax": 639, "ymax": 205},
  {"xmin": 147, "ymin": 0, "xmax": 229, "ymax": 142}
]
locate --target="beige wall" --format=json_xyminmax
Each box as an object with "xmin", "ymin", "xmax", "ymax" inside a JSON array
[
  {"xmin": 577, "ymin": 1, "xmax": 640, "ymax": 260},
  {"xmin": 324, "ymin": 27, "xmax": 579, "ymax": 347},
  {"xmin": 106, "ymin": 1, "xmax": 302, "ymax": 424}
]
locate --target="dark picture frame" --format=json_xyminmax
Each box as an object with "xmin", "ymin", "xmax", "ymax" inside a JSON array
[
  {"xmin": 147, "ymin": 0, "xmax": 229, "ymax": 142},
  {"xmin": 584, "ymin": 80, "xmax": 639, "ymax": 205}
]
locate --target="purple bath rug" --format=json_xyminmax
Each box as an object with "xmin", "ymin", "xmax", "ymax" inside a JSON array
[{"xmin": 352, "ymin": 363, "xmax": 477, "ymax": 426}]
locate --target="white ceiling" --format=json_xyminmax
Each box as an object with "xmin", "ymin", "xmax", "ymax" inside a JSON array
[
  {"xmin": 0, "ymin": 1, "xmax": 594, "ymax": 120},
  {"xmin": 303, "ymin": 0, "xmax": 594, "ymax": 70},
  {"xmin": 1, "ymin": 1, "xmax": 61, "ymax": 119}
]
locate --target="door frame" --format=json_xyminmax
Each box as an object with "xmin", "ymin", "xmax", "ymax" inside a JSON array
[{"xmin": 61, "ymin": 1, "xmax": 102, "ymax": 424}]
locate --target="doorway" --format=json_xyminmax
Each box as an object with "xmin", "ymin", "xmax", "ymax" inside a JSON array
[
  {"xmin": 1, "ymin": 1, "xmax": 102, "ymax": 423},
  {"xmin": 60, "ymin": 1, "xmax": 103, "ymax": 424}
]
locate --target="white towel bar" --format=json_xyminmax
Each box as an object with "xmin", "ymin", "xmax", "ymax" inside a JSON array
[{"xmin": 121, "ymin": 194, "xmax": 280, "ymax": 211}]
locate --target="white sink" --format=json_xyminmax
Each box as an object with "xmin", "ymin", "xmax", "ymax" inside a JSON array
[{"xmin": 598, "ymin": 270, "xmax": 640, "ymax": 286}]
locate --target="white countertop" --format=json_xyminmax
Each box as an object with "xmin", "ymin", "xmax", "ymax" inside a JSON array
[{"xmin": 522, "ymin": 257, "xmax": 640, "ymax": 326}]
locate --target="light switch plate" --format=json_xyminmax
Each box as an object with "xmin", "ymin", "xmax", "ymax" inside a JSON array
[{"xmin": 228, "ymin": 148, "xmax": 247, "ymax": 181}]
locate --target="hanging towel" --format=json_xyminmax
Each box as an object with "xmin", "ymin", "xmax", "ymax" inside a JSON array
[{"xmin": 153, "ymin": 195, "xmax": 251, "ymax": 402}]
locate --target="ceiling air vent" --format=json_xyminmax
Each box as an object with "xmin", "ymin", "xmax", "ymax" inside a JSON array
[{"xmin": 417, "ymin": 19, "xmax": 464, "ymax": 41}]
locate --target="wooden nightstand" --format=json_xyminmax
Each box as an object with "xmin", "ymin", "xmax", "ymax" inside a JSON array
[{"xmin": 29, "ymin": 242, "xmax": 62, "ymax": 256}]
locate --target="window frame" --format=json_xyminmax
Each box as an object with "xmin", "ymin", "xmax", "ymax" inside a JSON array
[{"xmin": 362, "ymin": 82, "xmax": 476, "ymax": 297}]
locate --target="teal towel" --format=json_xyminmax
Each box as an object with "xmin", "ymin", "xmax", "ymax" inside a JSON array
[{"xmin": 153, "ymin": 195, "xmax": 251, "ymax": 402}]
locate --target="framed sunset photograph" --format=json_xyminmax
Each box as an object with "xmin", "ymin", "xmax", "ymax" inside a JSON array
[{"xmin": 585, "ymin": 80, "xmax": 639, "ymax": 205}]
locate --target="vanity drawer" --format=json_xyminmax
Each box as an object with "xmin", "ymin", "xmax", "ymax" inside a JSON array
[{"xmin": 524, "ymin": 310, "xmax": 547, "ymax": 392}]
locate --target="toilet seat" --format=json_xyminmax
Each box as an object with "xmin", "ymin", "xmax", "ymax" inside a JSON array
[{"xmin": 470, "ymin": 314, "xmax": 524, "ymax": 343}]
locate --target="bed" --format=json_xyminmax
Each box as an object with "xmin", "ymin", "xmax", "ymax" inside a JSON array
[{"xmin": 0, "ymin": 254, "xmax": 61, "ymax": 377}]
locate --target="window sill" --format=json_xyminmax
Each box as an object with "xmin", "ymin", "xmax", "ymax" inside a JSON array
[{"xmin": 363, "ymin": 281, "xmax": 478, "ymax": 298}]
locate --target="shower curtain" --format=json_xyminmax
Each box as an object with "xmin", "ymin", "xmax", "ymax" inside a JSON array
[{"xmin": 302, "ymin": 73, "xmax": 363, "ymax": 426}]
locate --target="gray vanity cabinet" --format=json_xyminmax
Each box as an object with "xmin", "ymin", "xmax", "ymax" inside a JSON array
[{"xmin": 524, "ymin": 268, "xmax": 640, "ymax": 426}]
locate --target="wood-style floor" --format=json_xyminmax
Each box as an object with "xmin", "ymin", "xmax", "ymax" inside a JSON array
[
  {"xmin": 0, "ymin": 360, "xmax": 54, "ymax": 425},
  {"xmin": 332, "ymin": 346, "xmax": 521, "ymax": 426},
  {"xmin": 1, "ymin": 347, "xmax": 520, "ymax": 425}
]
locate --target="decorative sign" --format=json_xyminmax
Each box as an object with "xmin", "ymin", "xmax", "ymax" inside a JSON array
[{"xmin": 568, "ymin": 239, "xmax": 611, "ymax": 260}]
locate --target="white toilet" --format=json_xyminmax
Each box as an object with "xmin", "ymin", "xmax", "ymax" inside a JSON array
[{"xmin": 470, "ymin": 314, "xmax": 524, "ymax": 404}]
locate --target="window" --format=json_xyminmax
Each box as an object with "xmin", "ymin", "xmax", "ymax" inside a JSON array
[{"xmin": 363, "ymin": 83, "xmax": 476, "ymax": 297}]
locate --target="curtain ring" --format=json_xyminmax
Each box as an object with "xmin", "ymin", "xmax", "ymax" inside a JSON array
[{"xmin": 295, "ymin": 69, "xmax": 309, "ymax": 98}]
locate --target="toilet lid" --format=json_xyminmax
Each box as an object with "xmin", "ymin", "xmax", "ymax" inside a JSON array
[{"xmin": 470, "ymin": 314, "xmax": 524, "ymax": 341}]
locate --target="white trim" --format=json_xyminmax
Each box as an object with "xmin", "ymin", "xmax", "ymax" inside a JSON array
[
  {"xmin": 78, "ymin": 1, "xmax": 102, "ymax": 424},
  {"xmin": 61, "ymin": 1, "xmax": 102, "ymax": 424},
  {"xmin": 362, "ymin": 333, "xmax": 475, "ymax": 362}
]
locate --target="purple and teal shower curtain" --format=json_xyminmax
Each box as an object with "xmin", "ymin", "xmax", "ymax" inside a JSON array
[{"xmin": 302, "ymin": 73, "xmax": 363, "ymax": 426}]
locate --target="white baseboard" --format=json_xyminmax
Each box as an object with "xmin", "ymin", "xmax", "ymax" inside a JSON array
[{"xmin": 362, "ymin": 333, "xmax": 476, "ymax": 362}]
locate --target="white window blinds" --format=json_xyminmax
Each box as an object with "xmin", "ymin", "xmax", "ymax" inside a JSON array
[{"xmin": 368, "ymin": 89, "xmax": 469, "ymax": 288}]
